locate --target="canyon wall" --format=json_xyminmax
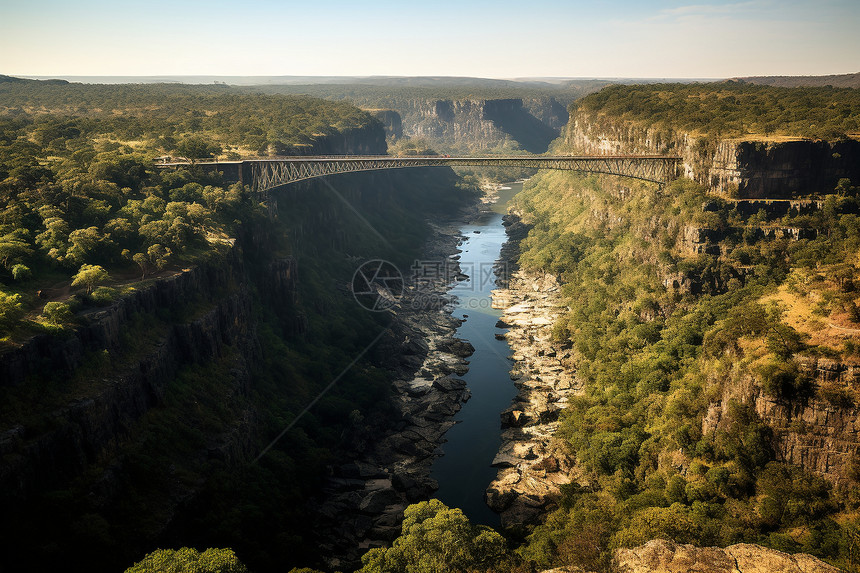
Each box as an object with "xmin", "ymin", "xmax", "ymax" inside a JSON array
[
  {"xmin": 367, "ymin": 109, "xmax": 403, "ymax": 140},
  {"xmin": 395, "ymin": 97, "xmax": 568, "ymax": 153},
  {"xmin": 0, "ymin": 254, "xmax": 263, "ymax": 505},
  {"xmin": 563, "ymin": 109, "xmax": 860, "ymax": 489}
]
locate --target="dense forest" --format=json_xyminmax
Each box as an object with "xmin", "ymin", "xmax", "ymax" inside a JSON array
[
  {"xmin": 576, "ymin": 82, "xmax": 860, "ymax": 139},
  {"xmin": 734, "ymin": 72, "xmax": 860, "ymax": 89},
  {"xmin": 0, "ymin": 76, "xmax": 376, "ymax": 156}
]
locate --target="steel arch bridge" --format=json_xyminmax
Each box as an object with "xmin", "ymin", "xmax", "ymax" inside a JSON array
[{"xmin": 157, "ymin": 155, "xmax": 682, "ymax": 192}]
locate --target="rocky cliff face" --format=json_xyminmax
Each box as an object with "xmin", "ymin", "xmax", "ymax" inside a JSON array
[
  {"xmin": 407, "ymin": 99, "xmax": 503, "ymax": 149},
  {"xmin": 367, "ymin": 109, "xmax": 403, "ymax": 140},
  {"xmin": 523, "ymin": 97, "xmax": 569, "ymax": 131},
  {"xmin": 271, "ymin": 122, "xmax": 388, "ymax": 155},
  {"xmin": 0, "ymin": 251, "xmax": 268, "ymax": 513},
  {"xmin": 539, "ymin": 539, "xmax": 840, "ymax": 573},
  {"xmin": 702, "ymin": 357, "xmax": 860, "ymax": 485},
  {"xmin": 566, "ymin": 109, "xmax": 860, "ymax": 197},
  {"xmin": 0, "ymin": 256, "xmax": 249, "ymax": 389}
]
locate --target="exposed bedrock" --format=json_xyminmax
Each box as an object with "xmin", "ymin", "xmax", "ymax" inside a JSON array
[{"xmin": 567, "ymin": 109, "xmax": 860, "ymax": 198}]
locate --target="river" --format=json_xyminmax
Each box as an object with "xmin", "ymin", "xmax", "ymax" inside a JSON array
[{"xmin": 430, "ymin": 181, "xmax": 522, "ymax": 527}]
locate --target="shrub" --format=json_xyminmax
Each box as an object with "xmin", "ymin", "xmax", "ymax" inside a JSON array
[
  {"xmin": 0, "ymin": 291, "xmax": 24, "ymax": 331},
  {"xmin": 10, "ymin": 264, "xmax": 31, "ymax": 281},
  {"xmin": 91, "ymin": 286, "xmax": 118, "ymax": 305},
  {"xmin": 42, "ymin": 301, "xmax": 73, "ymax": 325}
]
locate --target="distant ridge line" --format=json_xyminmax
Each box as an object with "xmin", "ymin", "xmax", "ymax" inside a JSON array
[{"xmin": 731, "ymin": 72, "xmax": 860, "ymax": 88}]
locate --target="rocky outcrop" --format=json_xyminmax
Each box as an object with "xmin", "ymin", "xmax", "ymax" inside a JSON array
[
  {"xmin": 366, "ymin": 109, "xmax": 403, "ymax": 140},
  {"xmin": 613, "ymin": 539, "xmax": 840, "ymax": 573},
  {"xmin": 566, "ymin": 109, "xmax": 860, "ymax": 198},
  {"xmin": 485, "ymin": 266, "xmax": 579, "ymax": 527},
  {"xmin": 0, "ymin": 255, "xmax": 250, "ymax": 388},
  {"xmin": 720, "ymin": 139, "xmax": 860, "ymax": 199},
  {"xmin": 408, "ymin": 99, "xmax": 505, "ymax": 149},
  {"xmin": 679, "ymin": 224, "xmax": 817, "ymax": 256},
  {"xmin": 290, "ymin": 123, "xmax": 387, "ymax": 156},
  {"xmin": 730, "ymin": 199, "xmax": 822, "ymax": 218}
]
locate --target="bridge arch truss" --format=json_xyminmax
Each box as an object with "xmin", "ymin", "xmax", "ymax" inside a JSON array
[{"xmin": 159, "ymin": 155, "xmax": 681, "ymax": 193}]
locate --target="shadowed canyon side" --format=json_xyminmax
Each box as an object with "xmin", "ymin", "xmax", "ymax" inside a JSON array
[{"xmin": 0, "ymin": 84, "xmax": 482, "ymax": 572}]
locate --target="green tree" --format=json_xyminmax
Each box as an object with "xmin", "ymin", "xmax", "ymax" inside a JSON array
[
  {"xmin": 836, "ymin": 178, "xmax": 853, "ymax": 197},
  {"xmin": 10, "ymin": 264, "xmax": 31, "ymax": 281},
  {"xmin": 147, "ymin": 244, "xmax": 172, "ymax": 271},
  {"xmin": 35, "ymin": 216, "xmax": 70, "ymax": 263},
  {"xmin": 133, "ymin": 252, "xmax": 149, "ymax": 279},
  {"xmin": 0, "ymin": 230, "xmax": 33, "ymax": 269},
  {"xmin": 71, "ymin": 263, "xmax": 108, "ymax": 294},
  {"xmin": 176, "ymin": 136, "xmax": 221, "ymax": 160},
  {"xmin": 66, "ymin": 226, "xmax": 104, "ymax": 265}
]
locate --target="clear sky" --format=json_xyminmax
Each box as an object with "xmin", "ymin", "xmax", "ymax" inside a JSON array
[{"xmin": 1, "ymin": 0, "xmax": 858, "ymax": 79}]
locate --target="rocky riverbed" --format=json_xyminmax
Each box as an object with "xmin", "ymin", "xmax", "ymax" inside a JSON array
[
  {"xmin": 311, "ymin": 201, "xmax": 493, "ymax": 569},
  {"xmin": 486, "ymin": 214, "xmax": 581, "ymax": 528}
]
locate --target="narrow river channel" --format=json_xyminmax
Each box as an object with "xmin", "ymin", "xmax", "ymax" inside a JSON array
[{"xmin": 430, "ymin": 181, "xmax": 523, "ymax": 527}]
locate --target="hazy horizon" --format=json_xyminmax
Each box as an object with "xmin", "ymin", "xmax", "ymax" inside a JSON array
[
  {"xmin": 2, "ymin": 0, "xmax": 858, "ymax": 79},
  {"xmin": 13, "ymin": 74, "xmax": 729, "ymax": 85}
]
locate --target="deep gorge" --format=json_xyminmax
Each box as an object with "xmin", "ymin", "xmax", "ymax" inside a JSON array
[{"xmin": 3, "ymin": 78, "xmax": 860, "ymax": 573}]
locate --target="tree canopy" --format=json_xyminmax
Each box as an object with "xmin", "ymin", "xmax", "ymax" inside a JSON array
[
  {"xmin": 576, "ymin": 82, "xmax": 860, "ymax": 139},
  {"xmin": 358, "ymin": 500, "xmax": 516, "ymax": 573},
  {"xmin": 124, "ymin": 547, "xmax": 248, "ymax": 573}
]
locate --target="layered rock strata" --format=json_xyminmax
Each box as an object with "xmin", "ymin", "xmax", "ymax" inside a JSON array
[{"xmin": 703, "ymin": 356, "xmax": 860, "ymax": 485}]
